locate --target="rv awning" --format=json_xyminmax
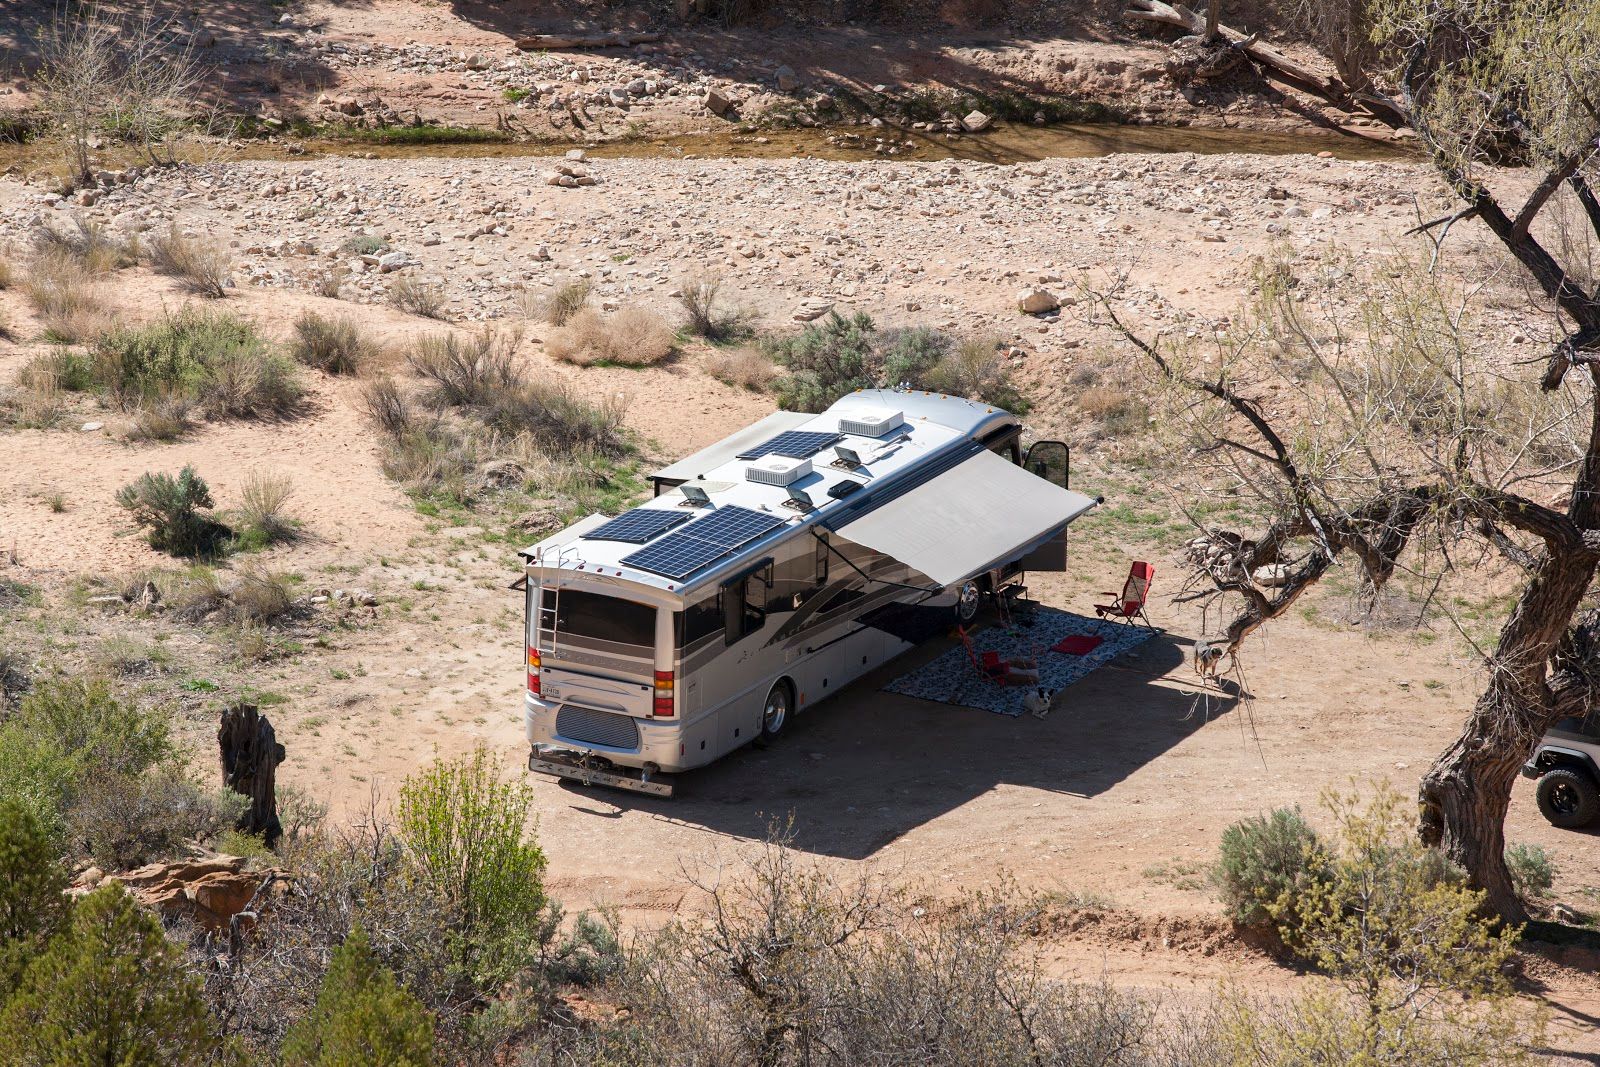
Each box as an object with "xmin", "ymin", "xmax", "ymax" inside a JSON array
[
  {"xmin": 832, "ymin": 450, "xmax": 1098, "ymax": 588},
  {"xmin": 650, "ymin": 410, "xmax": 812, "ymax": 485}
]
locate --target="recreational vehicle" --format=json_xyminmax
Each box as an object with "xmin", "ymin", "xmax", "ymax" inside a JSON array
[{"xmin": 518, "ymin": 389, "xmax": 1098, "ymax": 795}]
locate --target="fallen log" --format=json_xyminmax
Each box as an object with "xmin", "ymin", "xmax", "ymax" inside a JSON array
[
  {"xmin": 515, "ymin": 32, "xmax": 663, "ymax": 51},
  {"xmin": 1124, "ymin": 0, "xmax": 1407, "ymax": 125}
]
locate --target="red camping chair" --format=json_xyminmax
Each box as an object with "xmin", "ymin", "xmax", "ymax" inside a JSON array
[
  {"xmin": 1095, "ymin": 561, "xmax": 1155, "ymax": 627},
  {"xmin": 957, "ymin": 625, "xmax": 1008, "ymax": 684}
]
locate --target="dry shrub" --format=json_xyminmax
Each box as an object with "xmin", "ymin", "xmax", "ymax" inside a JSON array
[
  {"xmin": 0, "ymin": 250, "xmax": 14, "ymax": 289},
  {"xmin": 705, "ymin": 345, "xmax": 777, "ymax": 391},
  {"xmin": 313, "ymin": 267, "xmax": 346, "ymax": 300},
  {"xmin": 145, "ymin": 227, "xmax": 229, "ymax": 298},
  {"xmin": 229, "ymin": 566, "xmax": 296, "ymax": 624},
  {"xmin": 483, "ymin": 375, "xmax": 628, "ymax": 456},
  {"xmin": 407, "ymin": 328, "xmax": 522, "ymax": 407},
  {"xmin": 125, "ymin": 394, "xmax": 194, "ymax": 443},
  {"xmin": 1077, "ymin": 382, "xmax": 1144, "ymax": 435},
  {"xmin": 290, "ymin": 311, "xmax": 373, "ymax": 375},
  {"xmin": 538, "ymin": 278, "xmax": 591, "ymax": 325},
  {"xmin": 677, "ymin": 274, "xmax": 751, "ymax": 342},
  {"xmin": 22, "ymin": 250, "xmax": 111, "ymax": 343},
  {"xmin": 142, "ymin": 566, "xmax": 228, "ymax": 621},
  {"xmin": 2, "ymin": 377, "xmax": 66, "ymax": 429},
  {"xmin": 389, "ymin": 276, "xmax": 447, "ymax": 319},
  {"xmin": 31, "ymin": 216, "xmax": 133, "ymax": 274},
  {"xmin": 360, "ymin": 374, "xmax": 418, "ymax": 439},
  {"xmin": 546, "ymin": 307, "xmax": 674, "ymax": 367}
]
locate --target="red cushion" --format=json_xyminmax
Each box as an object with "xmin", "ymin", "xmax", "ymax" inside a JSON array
[{"xmin": 1052, "ymin": 635, "xmax": 1104, "ymax": 655}]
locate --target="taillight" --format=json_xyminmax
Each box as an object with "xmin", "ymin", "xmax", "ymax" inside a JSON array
[
  {"xmin": 653, "ymin": 670, "xmax": 675, "ymax": 717},
  {"xmin": 527, "ymin": 647, "xmax": 541, "ymax": 697}
]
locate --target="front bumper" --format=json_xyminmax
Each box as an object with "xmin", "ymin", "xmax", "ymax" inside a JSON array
[{"xmin": 1520, "ymin": 759, "xmax": 1542, "ymax": 781}]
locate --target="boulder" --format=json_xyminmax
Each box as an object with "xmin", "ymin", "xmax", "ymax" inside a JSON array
[
  {"xmin": 105, "ymin": 856, "xmax": 282, "ymax": 933},
  {"xmin": 704, "ymin": 88, "xmax": 733, "ymax": 116},
  {"xmin": 961, "ymin": 109, "xmax": 993, "ymax": 132},
  {"xmin": 775, "ymin": 64, "xmax": 800, "ymax": 91},
  {"xmin": 793, "ymin": 298, "xmax": 834, "ymax": 322},
  {"xmin": 1016, "ymin": 287, "xmax": 1060, "ymax": 315}
]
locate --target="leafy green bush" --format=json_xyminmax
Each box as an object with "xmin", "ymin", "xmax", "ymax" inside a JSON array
[
  {"xmin": 1504, "ymin": 841, "xmax": 1555, "ymax": 900},
  {"xmin": 282, "ymin": 925, "xmax": 435, "ymax": 1067},
  {"xmin": 764, "ymin": 313, "xmax": 1029, "ymax": 413},
  {"xmin": 0, "ymin": 794, "xmax": 70, "ymax": 999},
  {"xmin": 397, "ymin": 746, "xmax": 551, "ymax": 990},
  {"xmin": 0, "ymin": 885, "xmax": 219, "ymax": 1065},
  {"xmin": 91, "ymin": 309, "xmax": 302, "ymax": 418},
  {"xmin": 1212, "ymin": 807, "xmax": 1328, "ymax": 928},
  {"xmin": 291, "ymin": 311, "xmax": 374, "ymax": 375},
  {"xmin": 115, "ymin": 465, "xmax": 231, "ymax": 556}
]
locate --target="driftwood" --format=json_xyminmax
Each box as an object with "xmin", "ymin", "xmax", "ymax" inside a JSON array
[
  {"xmin": 515, "ymin": 32, "xmax": 663, "ymax": 51},
  {"xmin": 1124, "ymin": 0, "xmax": 1407, "ymax": 125},
  {"xmin": 218, "ymin": 703, "xmax": 286, "ymax": 847}
]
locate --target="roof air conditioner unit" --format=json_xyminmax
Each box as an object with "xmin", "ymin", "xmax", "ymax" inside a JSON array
[
  {"xmin": 838, "ymin": 408, "xmax": 904, "ymax": 437},
  {"xmin": 746, "ymin": 456, "xmax": 812, "ymax": 486}
]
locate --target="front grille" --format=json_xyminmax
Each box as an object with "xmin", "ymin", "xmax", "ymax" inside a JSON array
[{"xmin": 555, "ymin": 705, "xmax": 641, "ymax": 751}]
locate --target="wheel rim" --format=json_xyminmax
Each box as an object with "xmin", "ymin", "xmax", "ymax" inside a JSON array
[
  {"xmin": 764, "ymin": 688, "xmax": 789, "ymax": 734},
  {"xmin": 1550, "ymin": 781, "xmax": 1580, "ymax": 814},
  {"xmin": 957, "ymin": 581, "xmax": 981, "ymax": 621}
]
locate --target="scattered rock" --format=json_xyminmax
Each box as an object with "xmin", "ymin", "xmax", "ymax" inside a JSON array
[
  {"xmin": 961, "ymin": 110, "xmax": 992, "ymax": 132},
  {"xmin": 103, "ymin": 856, "xmax": 284, "ymax": 933},
  {"xmin": 793, "ymin": 297, "xmax": 835, "ymax": 322},
  {"xmin": 703, "ymin": 88, "xmax": 733, "ymax": 116},
  {"xmin": 1016, "ymin": 287, "xmax": 1060, "ymax": 315},
  {"xmin": 1253, "ymin": 563, "xmax": 1291, "ymax": 588},
  {"xmin": 775, "ymin": 64, "xmax": 800, "ymax": 92}
]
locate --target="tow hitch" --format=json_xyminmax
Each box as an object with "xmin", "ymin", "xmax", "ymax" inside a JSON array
[{"xmin": 527, "ymin": 746, "xmax": 674, "ymax": 797}]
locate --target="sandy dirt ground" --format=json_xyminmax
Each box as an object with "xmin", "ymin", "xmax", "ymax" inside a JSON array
[{"xmin": 1, "ymin": 139, "xmax": 1597, "ymax": 1055}]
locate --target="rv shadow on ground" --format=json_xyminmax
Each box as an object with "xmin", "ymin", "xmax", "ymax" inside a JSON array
[{"xmin": 558, "ymin": 628, "xmax": 1233, "ymax": 860}]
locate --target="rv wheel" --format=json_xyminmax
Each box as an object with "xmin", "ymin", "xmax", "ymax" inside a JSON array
[
  {"xmin": 759, "ymin": 681, "xmax": 792, "ymax": 743},
  {"xmin": 956, "ymin": 580, "xmax": 982, "ymax": 623}
]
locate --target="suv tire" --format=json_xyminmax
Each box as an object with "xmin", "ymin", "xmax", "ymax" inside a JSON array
[{"xmin": 1536, "ymin": 767, "xmax": 1600, "ymax": 828}]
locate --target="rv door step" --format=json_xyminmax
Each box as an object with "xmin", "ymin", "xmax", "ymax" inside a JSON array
[{"xmin": 528, "ymin": 748, "xmax": 674, "ymax": 797}]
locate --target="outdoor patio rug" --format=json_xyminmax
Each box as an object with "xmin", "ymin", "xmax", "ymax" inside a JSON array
[{"xmin": 883, "ymin": 608, "xmax": 1156, "ymax": 717}]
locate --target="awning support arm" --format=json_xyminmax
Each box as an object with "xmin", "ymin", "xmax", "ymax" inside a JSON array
[{"xmin": 812, "ymin": 530, "xmax": 942, "ymax": 596}]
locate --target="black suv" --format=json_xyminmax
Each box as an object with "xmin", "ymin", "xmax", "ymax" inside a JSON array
[{"xmin": 1522, "ymin": 715, "xmax": 1600, "ymax": 828}]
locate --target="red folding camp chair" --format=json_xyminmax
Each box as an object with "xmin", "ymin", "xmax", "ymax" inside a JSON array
[
  {"xmin": 1095, "ymin": 561, "xmax": 1155, "ymax": 627},
  {"xmin": 957, "ymin": 625, "xmax": 1038, "ymax": 687}
]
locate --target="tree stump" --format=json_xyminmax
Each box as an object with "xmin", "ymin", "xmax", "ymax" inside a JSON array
[{"xmin": 217, "ymin": 703, "xmax": 286, "ymax": 847}]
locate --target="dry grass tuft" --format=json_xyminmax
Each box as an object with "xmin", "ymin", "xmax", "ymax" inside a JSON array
[
  {"xmin": 677, "ymin": 275, "xmax": 752, "ymax": 342},
  {"xmin": 145, "ymin": 227, "xmax": 230, "ymax": 298},
  {"xmin": 291, "ymin": 311, "xmax": 374, "ymax": 375},
  {"xmin": 537, "ymin": 278, "xmax": 592, "ymax": 325},
  {"xmin": 21, "ymin": 250, "xmax": 113, "ymax": 344},
  {"xmin": 238, "ymin": 471, "xmax": 300, "ymax": 546},
  {"xmin": 547, "ymin": 307, "xmax": 674, "ymax": 368},
  {"xmin": 31, "ymin": 216, "xmax": 133, "ymax": 274},
  {"xmin": 389, "ymin": 276, "xmax": 447, "ymax": 319},
  {"xmin": 229, "ymin": 565, "xmax": 297, "ymax": 624},
  {"xmin": 125, "ymin": 394, "xmax": 195, "ymax": 443},
  {"xmin": 360, "ymin": 374, "xmax": 419, "ymax": 439},
  {"xmin": 704, "ymin": 345, "xmax": 778, "ymax": 391}
]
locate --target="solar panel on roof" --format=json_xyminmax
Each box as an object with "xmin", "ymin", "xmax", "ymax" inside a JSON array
[
  {"xmin": 679, "ymin": 505, "xmax": 785, "ymax": 549},
  {"xmin": 621, "ymin": 534, "xmax": 733, "ymax": 579},
  {"xmin": 735, "ymin": 430, "xmax": 843, "ymax": 461},
  {"xmin": 585, "ymin": 508, "xmax": 692, "ymax": 544}
]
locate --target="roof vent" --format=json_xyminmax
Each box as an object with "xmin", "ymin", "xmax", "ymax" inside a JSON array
[
  {"xmin": 746, "ymin": 456, "xmax": 812, "ymax": 487},
  {"xmin": 838, "ymin": 407, "xmax": 904, "ymax": 437}
]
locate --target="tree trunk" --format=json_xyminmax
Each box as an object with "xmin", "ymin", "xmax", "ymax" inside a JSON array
[
  {"xmin": 217, "ymin": 703, "xmax": 286, "ymax": 847},
  {"xmin": 1204, "ymin": 0, "xmax": 1220, "ymax": 41},
  {"xmin": 1419, "ymin": 548, "xmax": 1598, "ymax": 921}
]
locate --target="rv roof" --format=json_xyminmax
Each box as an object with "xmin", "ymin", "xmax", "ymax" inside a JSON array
[{"xmin": 521, "ymin": 389, "xmax": 1018, "ymax": 594}]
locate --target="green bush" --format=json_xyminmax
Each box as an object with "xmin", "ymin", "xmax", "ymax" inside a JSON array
[
  {"xmin": 0, "ymin": 794, "xmax": 70, "ymax": 999},
  {"xmin": 291, "ymin": 311, "xmax": 374, "ymax": 375},
  {"xmin": 70, "ymin": 766, "xmax": 244, "ymax": 870},
  {"xmin": 115, "ymin": 465, "xmax": 231, "ymax": 557},
  {"xmin": 1212, "ymin": 807, "xmax": 1328, "ymax": 928},
  {"xmin": 397, "ymin": 745, "xmax": 551, "ymax": 990},
  {"xmin": 0, "ymin": 678, "xmax": 173, "ymax": 838},
  {"xmin": 91, "ymin": 309, "xmax": 302, "ymax": 418},
  {"xmin": 282, "ymin": 925, "xmax": 435, "ymax": 1067},
  {"xmin": 764, "ymin": 313, "xmax": 1029, "ymax": 413},
  {"xmin": 1504, "ymin": 841, "xmax": 1555, "ymax": 900},
  {"xmin": 0, "ymin": 885, "xmax": 219, "ymax": 1065}
]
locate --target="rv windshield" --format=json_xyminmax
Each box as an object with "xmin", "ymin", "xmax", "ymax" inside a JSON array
[{"xmin": 540, "ymin": 589, "xmax": 656, "ymax": 648}]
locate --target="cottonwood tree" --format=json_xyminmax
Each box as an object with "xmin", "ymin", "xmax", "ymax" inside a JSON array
[{"xmin": 1087, "ymin": 243, "xmax": 1592, "ymax": 922}]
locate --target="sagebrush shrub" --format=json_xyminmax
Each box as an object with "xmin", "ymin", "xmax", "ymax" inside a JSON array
[
  {"xmin": 677, "ymin": 275, "xmax": 751, "ymax": 342},
  {"xmin": 1504, "ymin": 841, "xmax": 1555, "ymax": 900},
  {"xmin": 145, "ymin": 226, "xmax": 229, "ymax": 298},
  {"xmin": 1212, "ymin": 807, "xmax": 1328, "ymax": 928},
  {"xmin": 115, "ymin": 465, "xmax": 230, "ymax": 556},
  {"xmin": 93, "ymin": 308, "xmax": 301, "ymax": 418},
  {"xmin": 546, "ymin": 307, "xmax": 674, "ymax": 367},
  {"xmin": 538, "ymin": 278, "xmax": 591, "ymax": 325},
  {"xmin": 407, "ymin": 329, "xmax": 521, "ymax": 408}
]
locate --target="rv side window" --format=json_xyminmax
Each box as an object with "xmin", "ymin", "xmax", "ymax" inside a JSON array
[
  {"xmin": 678, "ymin": 591, "xmax": 723, "ymax": 648},
  {"xmin": 723, "ymin": 565, "xmax": 771, "ymax": 645}
]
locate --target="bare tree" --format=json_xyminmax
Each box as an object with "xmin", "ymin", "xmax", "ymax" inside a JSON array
[
  {"xmin": 34, "ymin": 6, "xmax": 209, "ymax": 185},
  {"xmin": 1085, "ymin": 240, "xmax": 1595, "ymax": 922}
]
